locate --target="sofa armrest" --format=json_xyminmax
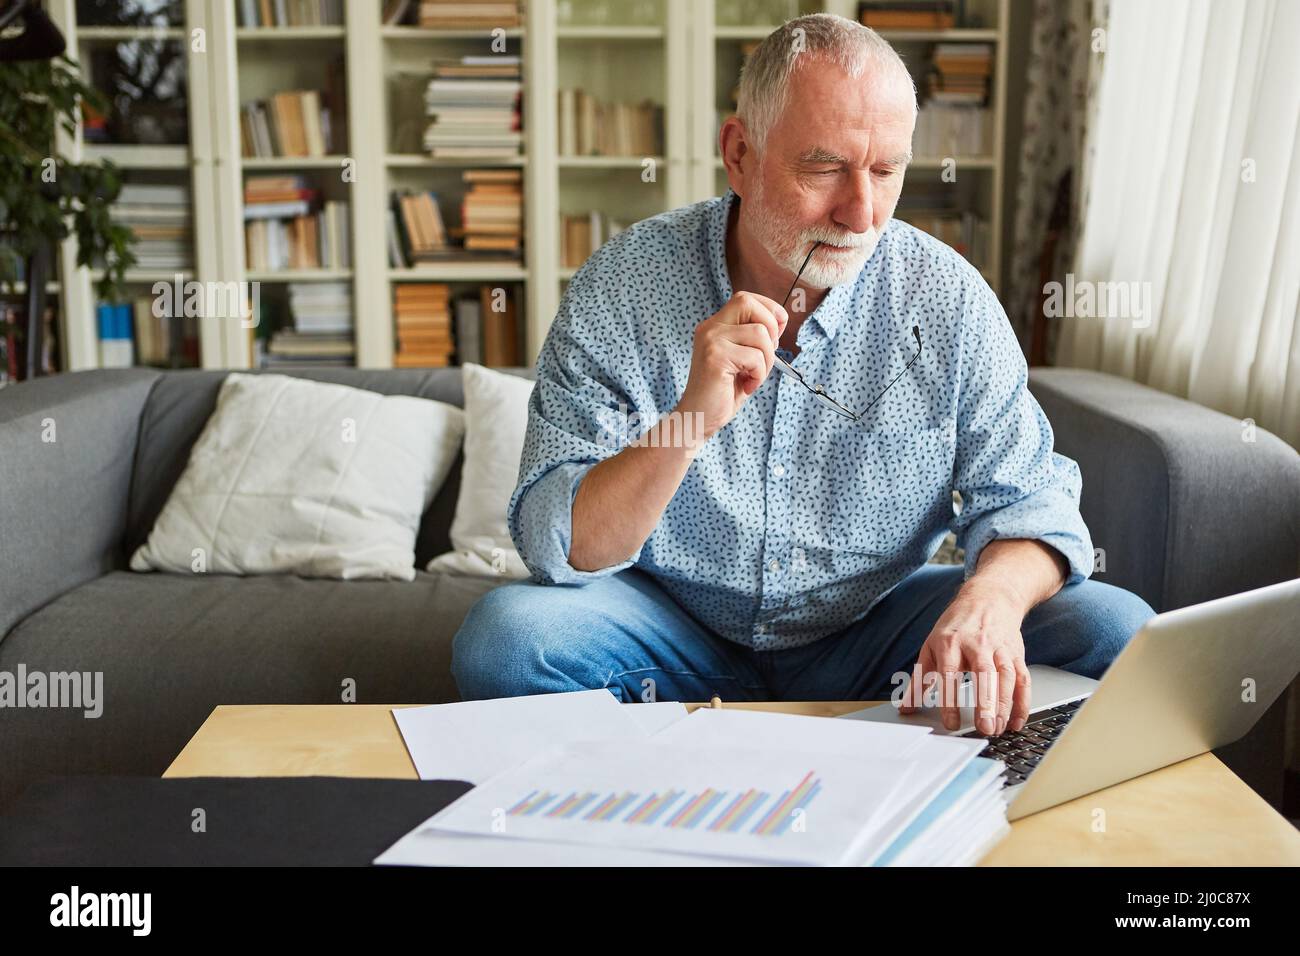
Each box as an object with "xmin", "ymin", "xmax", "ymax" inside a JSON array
[
  {"xmin": 0, "ymin": 369, "xmax": 161, "ymax": 638},
  {"xmin": 1029, "ymin": 367, "xmax": 1300, "ymax": 613}
]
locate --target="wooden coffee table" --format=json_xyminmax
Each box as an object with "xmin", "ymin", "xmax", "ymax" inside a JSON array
[{"xmin": 163, "ymin": 700, "xmax": 1300, "ymax": 866}]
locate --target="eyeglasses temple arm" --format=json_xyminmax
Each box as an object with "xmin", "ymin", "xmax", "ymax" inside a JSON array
[{"xmin": 854, "ymin": 333, "xmax": 923, "ymax": 419}]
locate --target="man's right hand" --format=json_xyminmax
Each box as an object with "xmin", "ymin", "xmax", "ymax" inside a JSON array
[{"xmin": 676, "ymin": 291, "xmax": 788, "ymax": 441}]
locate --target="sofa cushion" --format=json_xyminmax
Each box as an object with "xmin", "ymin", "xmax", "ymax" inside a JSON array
[
  {"xmin": 124, "ymin": 368, "xmax": 535, "ymax": 572},
  {"xmin": 130, "ymin": 373, "xmax": 465, "ymax": 581},
  {"xmin": 428, "ymin": 363, "xmax": 534, "ymax": 579},
  {"xmin": 125, "ymin": 369, "xmax": 473, "ymax": 570},
  {"xmin": 0, "ymin": 569, "xmax": 505, "ymax": 809}
]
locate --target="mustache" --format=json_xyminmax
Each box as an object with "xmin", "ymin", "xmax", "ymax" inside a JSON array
[{"xmin": 799, "ymin": 226, "xmax": 878, "ymax": 250}]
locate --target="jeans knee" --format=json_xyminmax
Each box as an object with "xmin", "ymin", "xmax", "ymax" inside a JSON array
[
  {"xmin": 450, "ymin": 582, "xmax": 591, "ymax": 700},
  {"xmin": 1090, "ymin": 585, "xmax": 1156, "ymax": 666},
  {"xmin": 1027, "ymin": 581, "xmax": 1156, "ymax": 678}
]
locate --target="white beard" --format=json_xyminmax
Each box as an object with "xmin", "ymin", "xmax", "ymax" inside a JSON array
[{"xmin": 744, "ymin": 177, "xmax": 883, "ymax": 289}]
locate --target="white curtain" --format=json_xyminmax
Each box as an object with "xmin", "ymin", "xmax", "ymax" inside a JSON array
[{"xmin": 1057, "ymin": 0, "xmax": 1300, "ymax": 449}]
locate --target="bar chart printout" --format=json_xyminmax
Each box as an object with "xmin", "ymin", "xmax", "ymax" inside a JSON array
[
  {"xmin": 428, "ymin": 740, "xmax": 911, "ymax": 865},
  {"xmin": 507, "ymin": 768, "xmax": 823, "ymax": 837}
]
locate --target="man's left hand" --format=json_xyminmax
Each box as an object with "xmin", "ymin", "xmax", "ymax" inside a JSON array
[
  {"xmin": 897, "ymin": 579, "xmax": 1031, "ymax": 736},
  {"xmin": 897, "ymin": 539, "xmax": 1070, "ymax": 736}
]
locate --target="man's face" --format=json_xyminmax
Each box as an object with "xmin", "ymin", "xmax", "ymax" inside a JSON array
[{"xmin": 740, "ymin": 58, "xmax": 915, "ymax": 289}]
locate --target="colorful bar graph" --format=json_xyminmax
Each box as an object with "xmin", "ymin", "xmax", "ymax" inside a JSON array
[
  {"xmin": 505, "ymin": 772, "xmax": 822, "ymax": 838},
  {"xmin": 751, "ymin": 771, "xmax": 819, "ymax": 836}
]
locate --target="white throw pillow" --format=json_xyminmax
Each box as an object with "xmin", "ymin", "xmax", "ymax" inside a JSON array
[
  {"xmin": 130, "ymin": 372, "xmax": 464, "ymax": 581},
  {"xmin": 427, "ymin": 363, "xmax": 533, "ymax": 578}
]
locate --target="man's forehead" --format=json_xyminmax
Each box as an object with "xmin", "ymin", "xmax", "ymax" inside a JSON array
[
  {"xmin": 788, "ymin": 55, "xmax": 915, "ymax": 112},
  {"xmin": 769, "ymin": 61, "xmax": 915, "ymax": 153}
]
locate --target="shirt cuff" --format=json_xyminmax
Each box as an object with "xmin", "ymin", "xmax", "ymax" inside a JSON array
[
  {"xmin": 957, "ymin": 502, "xmax": 1095, "ymax": 587},
  {"xmin": 511, "ymin": 460, "xmax": 643, "ymax": 585}
]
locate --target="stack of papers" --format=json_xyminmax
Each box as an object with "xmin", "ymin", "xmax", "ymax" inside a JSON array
[{"xmin": 379, "ymin": 692, "xmax": 1009, "ymax": 867}]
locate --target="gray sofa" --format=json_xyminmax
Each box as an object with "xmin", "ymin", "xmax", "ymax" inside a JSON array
[{"xmin": 1, "ymin": 366, "xmax": 1297, "ymax": 813}]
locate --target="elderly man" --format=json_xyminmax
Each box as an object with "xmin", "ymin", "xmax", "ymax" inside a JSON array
[{"xmin": 452, "ymin": 14, "xmax": 1154, "ymax": 736}]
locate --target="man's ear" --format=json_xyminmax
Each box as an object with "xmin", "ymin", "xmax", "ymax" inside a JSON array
[{"xmin": 718, "ymin": 116, "xmax": 752, "ymax": 199}]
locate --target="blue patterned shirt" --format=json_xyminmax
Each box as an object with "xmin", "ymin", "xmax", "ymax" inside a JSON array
[{"xmin": 508, "ymin": 188, "xmax": 1093, "ymax": 651}]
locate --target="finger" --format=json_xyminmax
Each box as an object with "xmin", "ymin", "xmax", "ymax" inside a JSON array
[
  {"xmin": 905, "ymin": 643, "xmax": 937, "ymax": 712},
  {"xmin": 993, "ymin": 649, "xmax": 1017, "ymax": 737},
  {"xmin": 970, "ymin": 655, "xmax": 998, "ymax": 737},
  {"xmin": 727, "ymin": 292, "xmax": 786, "ymax": 347},
  {"xmin": 934, "ymin": 639, "xmax": 964, "ymax": 731},
  {"xmin": 720, "ymin": 341, "xmax": 770, "ymax": 394},
  {"xmin": 1009, "ymin": 658, "xmax": 1032, "ymax": 733},
  {"xmin": 743, "ymin": 291, "xmax": 790, "ymax": 337},
  {"xmin": 898, "ymin": 658, "xmax": 922, "ymax": 712},
  {"xmin": 722, "ymin": 324, "xmax": 776, "ymax": 377}
]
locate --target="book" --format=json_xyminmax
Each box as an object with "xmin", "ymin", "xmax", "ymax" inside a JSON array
[
  {"xmin": 393, "ymin": 282, "xmax": 456, "ymax": 367},
  {"xmin": 241, "ymin": 84, "xmax": 342, "ymax": 158},
  {"xmin": 479, "ymin": 283, "xmax": 518, "ymax": 366}
]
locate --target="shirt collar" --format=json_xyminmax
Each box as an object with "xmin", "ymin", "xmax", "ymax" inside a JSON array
[{"xmin": 709, "ymin": 186, "xmax": 860, "ymax": 343}]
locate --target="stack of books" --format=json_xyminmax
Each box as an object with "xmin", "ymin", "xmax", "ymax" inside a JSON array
[
  {"xmin": 928, "ymin": 44, "xmax": 992, "ymax": 102},
  {"xmin": 915, "ymin": 43, "xmax": 992, "ymax": 155},
  {"xmin": 264, "ymin": 281, "xmax": 354, "ymax": 367},
  {"xmin": 859, "ymin": 1, "xmax": 957, "ymax": 29},
  {"xmin": 388, "ymin": 190, "xmax": 451, "ymax": 266},
  {"xmin": 109, "ymin": 184, "xmax": 192, "ymax": 272},
  {"xmin": 240, "ymin": 81, "xmax": 344, "ymax": 158},
  {"xmin": 557, "ymin": 90, "xmax": 664, "ymax": 157},
  {"xmin": 422, "ymin": 56, "xmax": 523, "ymax": 160},
  {"xmin": 460, "ymin": 169, "xmax": 522, "ymax": 260},
  {"xmin": 418, "ymin": 0, "xmax": 521, "ymax": 29},
  {"xmin": 393, "ymin": 284, "xmax": 454, "ymax": 367},
  {"xmin": 244, "ymin": 176, "xmax": 350, "ymax": 272},
  {"xmin": 560, "ymin": 210, "xmax": 626, "ymax": 269},
  {"xmin": 236, "ymin": 0, "xmax": 344, "ymax": 27}
]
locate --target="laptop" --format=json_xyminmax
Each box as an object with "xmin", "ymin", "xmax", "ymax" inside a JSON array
[{"xmin": 843, "ymin": 577, "xmax": 1300, "ymax": 821}]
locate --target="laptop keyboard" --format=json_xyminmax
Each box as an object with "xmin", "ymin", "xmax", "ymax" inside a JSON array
[{"xmin": 958, "ymin": 698, "xmax": 1086, "ymax": 787}]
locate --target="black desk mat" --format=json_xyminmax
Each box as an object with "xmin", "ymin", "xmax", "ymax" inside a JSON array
[{"xmin": 0, "ymin": 776, "xmax": 474, "ymax": 866}]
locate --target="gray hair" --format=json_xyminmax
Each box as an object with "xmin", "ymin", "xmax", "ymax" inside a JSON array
[{"xmin": 736, "ymin": 13, "xmax": 917, "ymax": 154}]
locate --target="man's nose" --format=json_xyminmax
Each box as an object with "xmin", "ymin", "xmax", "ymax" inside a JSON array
[{"xmin": 834, "ymin": 169, "xmax": 875, "ymax": 236}]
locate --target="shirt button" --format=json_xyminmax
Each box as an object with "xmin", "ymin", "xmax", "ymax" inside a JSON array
[
  {"xmin": 772, "ymin": 463, "xmax": 786, "ymax": 478},
  {"xmin": 768, "ymin": 559, "xmax": 781, "ymax": 573},
  {"xmin": 754, "ymin": 623, "xmax": 767, "ymax": 635}
]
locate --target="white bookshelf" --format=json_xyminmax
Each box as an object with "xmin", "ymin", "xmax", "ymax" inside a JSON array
[
  {"xmin": 45, "ymin": 0, "xmax": 239, "ymax": 371},
  {"xmin": 48, "ymin": 0, "xmax": 1009, "ymax": 371}
]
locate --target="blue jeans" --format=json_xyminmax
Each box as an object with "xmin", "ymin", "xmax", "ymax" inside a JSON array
[{"xmin": 451, "ymin": 565, "xmax": 1156, "ymax": 702}]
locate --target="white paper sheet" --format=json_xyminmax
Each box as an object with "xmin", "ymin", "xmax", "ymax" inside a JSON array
[
  {"xmin": 850, "ymin": 734, "xmax": 988, "ymax": 866},
  {"xmin": 652, "ymin": 706, "xmax": 934, "ymax": 757},
  {"xmin": 422, "ymin": 737, "xmax": 911, "ymax": 866},
  {"xmin": 620, "ymin": 701, "xmax": 689, "ymax": 736},
  {"xmin": 392, "ymin": 690, "xmax": 647, "ymax": 783}
]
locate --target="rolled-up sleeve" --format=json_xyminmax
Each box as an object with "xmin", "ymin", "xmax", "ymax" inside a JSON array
[
  {"xmin": 950, "ymin": 281, "xmax": 1094, "ymax": 584},
  {"xmin": 507, "ymin": 269, "xmax": 646, "ymax": 585}
]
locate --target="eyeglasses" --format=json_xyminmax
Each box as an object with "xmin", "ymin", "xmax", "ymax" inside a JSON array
[{"xmin": 770, "ymin": 241, "xmax": 923, "ymax": 423}]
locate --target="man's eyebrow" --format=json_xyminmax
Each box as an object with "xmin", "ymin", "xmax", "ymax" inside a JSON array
[
  {"xmin": 795, "ymin": 147, "xmax": 913, "ymax": 166},
  {"xmin": 796, "ymin": 147, "xmax": 849, "ymax": 165}
]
